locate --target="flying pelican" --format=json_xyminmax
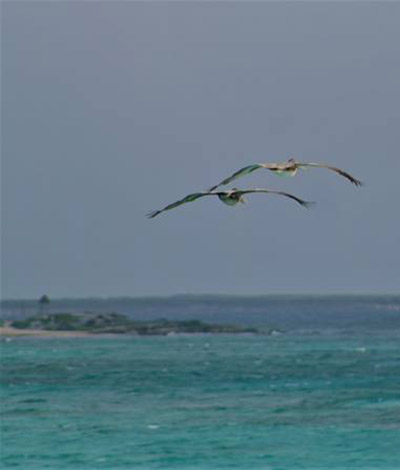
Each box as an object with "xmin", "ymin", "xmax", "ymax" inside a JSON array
[
  {"xmin": 147, "ymin": 188, "xmax": 313, "ymax": 218},
  {"xmin": 209, "ymin": 158, "xmax": 363, "ymax": 192}
]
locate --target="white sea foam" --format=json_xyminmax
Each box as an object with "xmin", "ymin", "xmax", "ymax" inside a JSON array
[{"xmin": 147, "ymin": 424, "xmax": 160, "ymax": 430}]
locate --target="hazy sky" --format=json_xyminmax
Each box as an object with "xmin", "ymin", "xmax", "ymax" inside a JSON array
[{"xmin": 2, "ymin": 1, "xmax": 400, "ymax": 299}]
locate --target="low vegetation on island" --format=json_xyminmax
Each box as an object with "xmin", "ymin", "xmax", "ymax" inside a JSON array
[{"xmin": 9, "ymin": 312, "xmax": 270, "ymax": 335}]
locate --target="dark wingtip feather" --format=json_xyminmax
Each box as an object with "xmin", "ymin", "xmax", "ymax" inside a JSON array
[
  {"xmin": 146, "ymin": 210, "xmax": 159, "ymax": 219},
  {"xmin": 336, "ymin": 168, "xmax": 363, "ymax": 187},
  {"xmin": 346, "ymin": 174, "xmax": 363, "ymax": 186},
  {"xmin": 301, "ymin": 201, "xmax": 316, "ymax": 209}
]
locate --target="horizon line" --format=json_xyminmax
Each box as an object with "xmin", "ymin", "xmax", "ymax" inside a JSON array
[{"xmin": 2, "ymin": 292, "xmax": 400, "ymax": 302}]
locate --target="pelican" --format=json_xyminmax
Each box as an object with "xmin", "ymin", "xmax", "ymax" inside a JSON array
[
  {"xmin": 209, "ymin": 158, "xmax": 363, "ymax": 192},
  {"xmin": 147, "ymin": 188, "xmax": 313, "ymax": 218}
]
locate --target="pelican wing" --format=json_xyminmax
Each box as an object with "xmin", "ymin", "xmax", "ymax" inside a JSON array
[
  {"xmin": 239, "ymin": 189, "xmax": 314, "ymax": 208},
  {"xmin": 300, "ymin": 163, "xmax": 363, "ymax": 186},
  {"xmin": 147, "ymin": 192, "xmax": 213, "ymax": 218},
  {"xmin": 209, "ymin": 164, "xmax": 273, "ymax": 192}
]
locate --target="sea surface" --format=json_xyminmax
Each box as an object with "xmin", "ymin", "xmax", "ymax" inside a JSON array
[{"xmin": 1, "ymin": 295, "xmax": 400, "ymax": 469}]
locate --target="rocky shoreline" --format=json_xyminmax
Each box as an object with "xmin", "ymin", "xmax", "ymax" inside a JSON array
[{"xmin": 1, "ymin": 312, "xmax": 271, "ymax": 337}]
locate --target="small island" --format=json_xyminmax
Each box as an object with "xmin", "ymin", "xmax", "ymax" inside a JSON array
[{"xmin": 2, "ymin": 312, "xmax": 272, "ymax": 336}]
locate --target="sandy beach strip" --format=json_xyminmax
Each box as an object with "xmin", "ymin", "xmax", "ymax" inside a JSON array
[{"xmin": 0, "ymin": 326, "xmax": 92, "ymax": 338}]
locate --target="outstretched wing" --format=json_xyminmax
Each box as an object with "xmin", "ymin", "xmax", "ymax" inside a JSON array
[
  {"xmin": 239, "ymin": 189, "xmax": 314, "ymax": 208},
  {"xmin": 147, "ymin": 192, "xmax": 212, "ymax": 218},
  {"xmin": 300, "ymin": 163, "xmax": 363, "ymax": 186},
  {"xmin": 209, "ymin": 164, "xmax": 269, "ymax": 192}
]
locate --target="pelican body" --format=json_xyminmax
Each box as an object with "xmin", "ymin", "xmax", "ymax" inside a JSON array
[{"xmin": 217, "ymin": 191, "xmax": 245, "ymax": 206}]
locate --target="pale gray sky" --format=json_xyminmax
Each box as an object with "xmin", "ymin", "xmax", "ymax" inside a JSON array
[{"xmin": 2, "ymin": 1, "xmax": 400, "ymax": 299}]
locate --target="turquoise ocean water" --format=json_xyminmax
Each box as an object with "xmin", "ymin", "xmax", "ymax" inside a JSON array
[{"xmin": 1, "ymin": 296, "xmax": 400, "ymax": 469}]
